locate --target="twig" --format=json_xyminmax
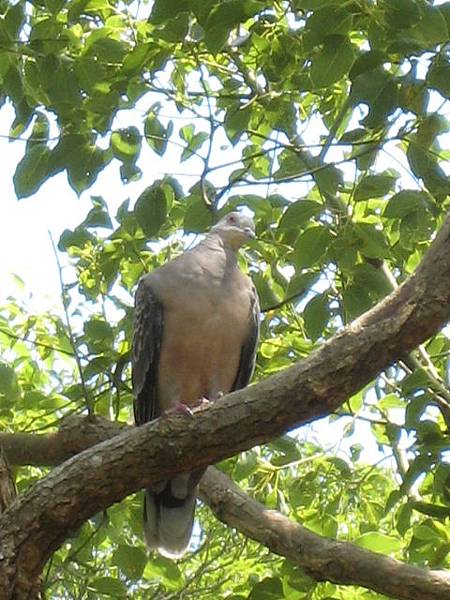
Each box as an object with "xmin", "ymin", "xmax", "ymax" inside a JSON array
[
  {"xmin": 49, "ymin": 233, "xmax": 93, "ymax": 416},
  {"xmin": 0, "ymin": 328, "xmax": 74, "ymax": 357},
  {"xmin": 262, "ymin": 288, "xmax": 308, "ymax": 313},
  {"xmin": 197, "ymin": 63, "xmax": 216, "ymax": 211}
]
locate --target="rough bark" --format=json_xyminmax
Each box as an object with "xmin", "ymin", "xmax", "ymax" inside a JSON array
[
  {"xmin": 0, "ymin": 449, "xmax": 16, "ymax": 512},
  {"xmin": 1, "ymin": 213, "xmax": 450, "ymax": 598}
]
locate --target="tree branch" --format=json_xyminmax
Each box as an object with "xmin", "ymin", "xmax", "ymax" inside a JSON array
[
  {"xmin": 200, "ymin": 468, "xmax": 450, "ymax": 600},
  {"xmin": 1, "ymin": 212, "xmax": 450, "ymax": 598}
]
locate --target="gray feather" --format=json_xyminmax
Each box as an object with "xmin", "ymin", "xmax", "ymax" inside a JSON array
[
  {"xmin": 143, "ymin": 485, "xmax": 196, "ymax": 559},
  {"xmin": 132, "ymin": 277, "xmax": 164, "ymax": 424},
  {"xmin": 232, "ymin": 284, "xmax": 260, "ymax": 391}
]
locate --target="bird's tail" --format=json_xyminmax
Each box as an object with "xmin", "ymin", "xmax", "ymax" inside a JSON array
[{"xmin": 144, "ymin": 479, "xmax": 197, "ymax": 559}]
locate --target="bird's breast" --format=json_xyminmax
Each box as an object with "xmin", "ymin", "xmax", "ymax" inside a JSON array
[{"xmin": 156, "ymin": 278, "xmax": 252, "ymax": 413}]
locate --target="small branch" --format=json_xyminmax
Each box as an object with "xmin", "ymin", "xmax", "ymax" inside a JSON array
[
  {"xmin": 196, "ymin": 61, "xmax": 217, "ymax": 204},
  {"xmin": 261, "ymin": 288, "xmax": 307, "ymax": 313},
  {"xmin": 0, "ymin": 327, "xmax": 74, "ymax": 357},
  {"xmin": 374, "ymin": 260, "xmax": 450, "ymax": 429},
  {"xmin": 49, "ymin": 234, "xmax": 93, "ymax": 416},
  {"xmin": 318, "ymin": 97, "xmax": 351, "ymax": 162}
]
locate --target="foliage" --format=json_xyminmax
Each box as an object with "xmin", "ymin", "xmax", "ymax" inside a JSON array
[{"xmin": 1, "ymin": 0, "xmax": 450, "ymax": 597}]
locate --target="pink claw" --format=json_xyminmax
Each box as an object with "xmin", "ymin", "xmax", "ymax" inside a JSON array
[
  {"xmin": 164, "ymin": 401, "xmax": 194, "ymax": 418},
  {"xmin": 195, "ymin": 396, "xmax": 211, "ymax": 408}
]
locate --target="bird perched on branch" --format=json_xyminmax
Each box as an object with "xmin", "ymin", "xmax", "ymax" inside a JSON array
[{"xmin": 132, "ymin": 211, "xmax": 259, "ymax": 558}]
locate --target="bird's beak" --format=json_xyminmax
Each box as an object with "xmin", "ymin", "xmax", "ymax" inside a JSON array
[{"xmin": 244, "ymin": 227, "xmax": 256, "ymax": 239}]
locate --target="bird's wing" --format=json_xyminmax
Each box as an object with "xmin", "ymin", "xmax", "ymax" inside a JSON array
[
  {"xmin": 132, "ymin": 277, "xmax": 164, "ymax": 424},
  {"xmin": 232, "ymin": 282, "xmax": 260, "ymax": 391}
]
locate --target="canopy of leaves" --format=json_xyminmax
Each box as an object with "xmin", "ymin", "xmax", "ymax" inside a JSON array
[{"xmin": 0, "ymin": 0, "xmax": 450, "ymax": 597}]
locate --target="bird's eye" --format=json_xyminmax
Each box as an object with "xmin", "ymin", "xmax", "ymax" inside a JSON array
[{"xmin": 228, "ymin": 214, "xmax": 236, "ymax": 224}]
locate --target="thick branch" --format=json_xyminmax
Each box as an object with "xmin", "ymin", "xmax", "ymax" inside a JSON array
[
  {"xmin": 200, "ymin": 468, "xmax": 450, "ymax": 600},
  {"xmin": 0, "ymin": 416, "xmax": 127, "ymax": 467},
  {"xmin": 1, "ymin": 213, "xmax": 450, "ymax": 598}
]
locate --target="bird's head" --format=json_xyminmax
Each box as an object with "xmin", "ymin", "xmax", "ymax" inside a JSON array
[{"xmin": 210, "ymin": 212, "xmax": 256, "ymax": 250}]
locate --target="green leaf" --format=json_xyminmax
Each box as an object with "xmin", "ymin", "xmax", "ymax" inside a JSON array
[
  {"xmin": 112, "ymin": 545, "xmax": 147, "ymax": 580},
  {"xmin": 74, "ymin": 56, "xmax": 108, "ymax": 94},
  {"xmin": 181, "ymin": 131, "xmax": 209, "ymax": 162},
  {"xmin": 252, "ymin": 272, "xmax": 281, "ymax": 311},
  {"xmin": 27, "ymin": 113, "xmax": 50, "ymax": 150},
  {"xmin": 144, "ymin": 112, "xmax": 170, "ymax": 156},
  {"xmin": 307, "ymin": 6, "xmax": 353, "ymax": 39},
  {"xmin": 224, "ymin": 104, "xmax": 252, "ymax": 144},
  {"xmin": 111, "ymin": 127, "xmax": 142, "ymax": 163},
  {"xmin": 134, "ymin": 184, "xmax": 167, "ymax": 238},
  {"xmin": 84, "ymin": 318, "xmax": 114, "ymax": 352},
  {"xmin": 406, "ymin": 142, "xmax": 449, "ymax": 200},
  {"xmin": 303, "ymin": 293, "xmax": 329, "ymax": 341},
  {"xmin": 415, "ymin": 5, "xmax": 448, "ymax": 45},
  {"xmin": 343, "ymin": 282, "xmax": 372, "ymax": 321},
  {"xmin": 144, "ymin": 556, "xmax": 183, "ymax": 588},
  {"xmin": 120, "ymin": 162, "xmax": 142, "ymax": 184},
  {"xmin": 286, "ymin": 271, "xmax": 319, "ymax": 300},
  {"xmin": 83, "ymin": 196, "xmax": 113, "ymax": 229},
  {"xmin": 122, "ymin": 43, "xmax": 152, "ymax": 74},
  {"xmin": 58, "ymin": 227, "xmax": 95, "ymax": 251},
  {"xmin": 5, "ymin": 2, "xmax": 25, "ymax": 37},
  {"xmin": 384, "ymin": 0, "xmax": 421, "ymax": 29},
  {"xmin": 311, "ymin": 35, "xmax": 355, "ymax": 88},
  {"xmin": 157, "ymin": 13, "xmax": 190, "ymax": 42},
  {"xmin": 234, "ymin": 451, "xmax": 258, "ymax": 481},
  {"xmin": 354, "ymin": 174, "xmax": 397, "ymax": 201},
  {"xmin": 396, "ymin": 503, "xmax": 413, "ymax": 536},
  {"xmin": 350, "ymin": 69, "xmax": 398, "ymax": 128},
  {"xmin": 3, "ymin": 65, "xmax": 24, "ymax": 104},
  {"xmin": 13, "ymin": 145, "xmax": 51, "ymax": 199},
  {"xmin": 248, "ymin": 577, "xmax": 283, "ymax": 600},
  {"xmin": 204, "ymin": 0, "xmax": 261, "ymax": 53},
  {"xmin": 428, "ymin": 56, "xmax": 450, "ymax": 99},
  {"xmin": 315, "ymin": 165, "xmax": 343, "ymax": 196},
  {"xmin": 349, "ymin": 49, "xmax": 385, "ymax": 80},
  {"xmin": 352, "ymin": 263, "xmax": 392, "ymax": 300},
  {"xmin": 278, "ymin": 200, "xmax": 322, "ymax": 230},
  {"xmin": 294, "ymin": 226, "xmax": 333, "ymax": 268},
  {"xmin": 413, "ymin": 524, "xmax": 440, "ymax": 542},
  {"xmin": 91, "ymin": 576, "xmax": 127, "ymax": 597},
  {"xmin": 150, "ymin": 0, "xmax": 189, "ymax": 24},
  {"xmin": 353, "ymin": 223, "xmax": 390, "ymax": 259},
  {"xmin": 0, "ymin": 363, "xmax": 20, "ymax": 402},
  {"xmin": 87, "ymin": 37, "xmax": 127, "ymax": 62},
  {"xmin": 43, "ymin": 59, "xmax": 81, "ymax": 110},
  {"xmin": 49, "ymin": 135, "xmax": 109, "ymax": 195},
  {"xmin": 183, "ymin": 196, "xmax": 213, "ymax": 233},
  {"xmin": 384, "ymin": 190, "xmax": 430, "ymax": 218},
  {"xmin": 354, "ymin": 532, "xmax": 402, "ymax": 553}
]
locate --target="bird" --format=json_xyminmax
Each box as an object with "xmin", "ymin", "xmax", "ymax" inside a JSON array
[{"xmin": 132, "ymin": 211, "xmax": 260, "ymax": 558}]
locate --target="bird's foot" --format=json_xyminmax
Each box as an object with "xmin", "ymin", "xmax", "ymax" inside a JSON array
[
  {"xmin": 164, "ymin": 401, "xmax": 194, "ymax": 418},
  {"xmin": 193, "ymin": 392, "xmax": 225, "ymax": 410},
  {"xmin": 195, "ymin": 396, "xmax": 211, "ymax": 408}
]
